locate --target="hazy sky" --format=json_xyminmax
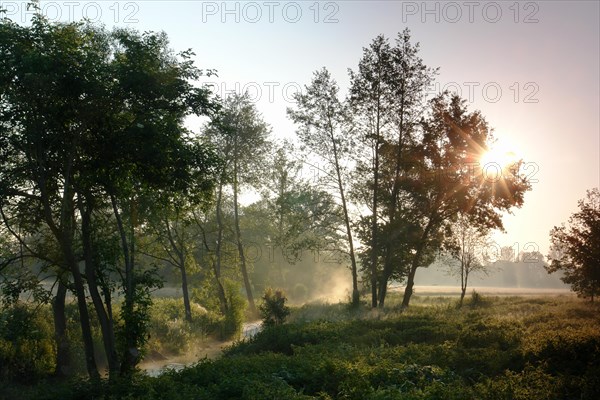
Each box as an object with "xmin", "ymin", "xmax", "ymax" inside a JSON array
[{"xmin": 10, "ymin": 0, "xmax": 598, "ymax": 257}]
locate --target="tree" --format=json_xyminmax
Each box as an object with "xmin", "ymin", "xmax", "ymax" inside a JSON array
[
  {"xmin": 144, "ymin": 203, "xmax": 197, "ymax": 323},
  {"xmin": 0, "ymin": 14, "xmax": 112, "ymax": 378},
  {"xmin": 547, "ymin": 188, "xmax": 600, "ymax": 301},
  {"xmin": 206, "ymin": 93, "xmax": 271, "ymax": 315},
  {"xmin": 287, "ymin": 72, "xmax": 361, "ymax": 305},
  {"xmin": 192, "ymin": 191, "xmax": 232, "ymax": 315},
  {"xmin": 349, "ymin": 30, "xmax": 437, "ymax": 308},
  {"xmin": 259, "ymin": 288, "xmax": 290, "ymax": 326},
  {"xmin": 397, "ymin": 93, "xmax": 531, "ymax": 307},
  {"xmin": 348, "ymin": 35, "xmax": 396, "ymax": 308},
  {"xmin": 443, "ymin": 215, "xmax": 492, "ymax": 306},
  {"xmin": 0, "ymin": 14, "xmax": 220, "ymax": 378},
  {"xmin": 245, "ymin": 145, "xmax": 346, "ymax": 293}
]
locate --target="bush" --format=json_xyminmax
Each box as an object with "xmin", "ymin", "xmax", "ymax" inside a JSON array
[
  {"xmin": 259, "ymin": 288, "xmax": 290, "ymax": 327},
  {"xmin": 0, "ymin": 302, "xmax": 55, "ymax": 383},
  {"xmin": 467, "ymin": 290, "xmax": 489, "ymax": 308},
  {"xmin": 148, "ymin": 298, "xmax": 222, "ymax": 356},
  {"xmin": 219, "ymin": 281, "xmax": 247, "ymax": 340}
]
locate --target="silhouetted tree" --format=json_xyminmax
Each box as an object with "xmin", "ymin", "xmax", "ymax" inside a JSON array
[
  {"xmin": 349, "ymin": 30, "xmax": 438, "ymax": 308},
  {"xmin": 398, "ymin": 93, "xmax": 531, "ymax": 307},
  {"xmin": 547, "ymin": 188, "xmax": 600, "ymax": 301}
]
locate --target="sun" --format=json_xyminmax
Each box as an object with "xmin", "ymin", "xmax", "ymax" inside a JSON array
[{"xmin": 480, "ymin": 140, "xmax": 520, "ymax": 170}]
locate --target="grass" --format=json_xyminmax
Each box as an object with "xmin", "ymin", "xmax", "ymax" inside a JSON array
[{"xmin": 3, "ymin": 293, "xmax": 600, "ymax": 399}]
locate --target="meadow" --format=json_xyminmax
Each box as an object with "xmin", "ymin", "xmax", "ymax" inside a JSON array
[{"xmin": 2, "ymin": 292, "xmax": 598, "ymax": 399}]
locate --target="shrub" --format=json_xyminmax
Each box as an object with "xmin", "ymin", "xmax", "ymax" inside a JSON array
[
  {"xmin": 0, "ymin": 302, "xmax": 55, "ymax": 383},
  {"xmin": 259, "ymin": 288, "xmax": 290, "ymax": 327},
  {"xmin": 147, "ymin": 298, "xmax": 221, "ymax": 355},
  {"xmin": 468, "ymin": 290, "xmax": 489, "ymax": 308},
  {"xmin": 220, "ymin": 281, "xmax": 247, "ymax": 340}
]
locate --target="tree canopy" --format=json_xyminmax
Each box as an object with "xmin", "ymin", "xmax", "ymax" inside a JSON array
[
  {"xmin": 0, "ymin": 14, "xmax": 221, "ymax": 378},
  {"xmin": 548, "ymin": 188, "xmax": 600, "ymax": 301}
]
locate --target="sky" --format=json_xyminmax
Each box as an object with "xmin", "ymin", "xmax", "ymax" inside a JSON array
[{"xmin": 6, "ymin": 0, "xmax": 598, "ymax": 258}]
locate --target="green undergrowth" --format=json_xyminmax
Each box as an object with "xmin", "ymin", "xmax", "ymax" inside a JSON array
[
  {"xmin": 0, "ymin": 296, "xmax": 234, "ymax": 387},
  {"xmin": 7, "ymin": 294, "xmax": 600, "ymax": 399}
]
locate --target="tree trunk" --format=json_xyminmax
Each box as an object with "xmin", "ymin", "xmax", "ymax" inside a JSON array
[
  {"xmin": 379, "ymin": 87, "xmax": 406, "ymax": 309},
  {"xmin": 41, "ymin": 154, "xmax": 99, "ymax": 379},
  {"xmin": 401, "ymin": 264, "xmax": 417, "ymax": 308},
  {"xmin": 370, "ymin": 110, "xmax": 381, "ymax": 308},
  {"xmin": 80, "ymin": 198, "xmax": 120, "ymax": 378},
  {"xmin": 165, "ymin": 214, "xmax": 193, "ymax": 323},
  {"xmin": 329, "ymin": 125, "xmax": 360, "ymax": 307},
  {"xmin": 110, "ymin": 194, "xmax": 138, "ymax": 374},
  {"xmin": 378, "ymin": 274, "xmax": 389, "ymax": 308},
  {"xmin": 213, "ymin": 260, "xmax": 228, "ymax": 315},
  {"xmin": 199, "ymin": 194, "xmax": 228, "ymax": 315},
  {"xmin": 66, "ymin": 249, "xmax": 100, "ymax": 379},
  {"xmin": 52, "ymin": 278, "xmax": 71, "ymax": 377},
  {"xmin": 214, "ymin": 184, "xmax": 229, "ymax": 314},
  {"xmin": 377, "ymin": 254, "xmax": 394, "ymax": 308},
  {"xmin": 401, "ymin": 218, "xmax": 435, "ymax": 308},
  {"xmin": 180, "ymin": 253, "xmax": 192, "ymax": 322},
  {"xmin": 215, "ymin": 184, "xmax": 224, "ymax": 279},
  {"xmin": 233, "ymin": 159, "xmax": 256, "ymax": 315},
  {"xmin": 461, "ymin": 270, "xmax": 469, "ymax": 307},
  {"xmin": 459, "ymin": 287, "xmax": 466, "ymax": 307},
  {"xmin": 57, "ymin": 209, "xmax": 99, "ymax": 379}
]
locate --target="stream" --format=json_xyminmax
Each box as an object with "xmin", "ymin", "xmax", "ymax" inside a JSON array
[{"xmin": 141, "ymin": 321, "xmax": 263, "ymax": 377}]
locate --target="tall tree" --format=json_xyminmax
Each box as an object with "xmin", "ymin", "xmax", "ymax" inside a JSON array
[
  {"xmin": 0, "ymin": 15, "xmax": 107, "ymax": 379},
  {"xmin": 547, "ymin": 188, "xmax": 600, "ymax": 301},
  {"xmin": 288, "ymin": 70, "xmax": 361, "ymax": 306},
  {"xmin": 397, "ymin": 93, "xmax": 531, "ymax": 307},
  {"xmin": 349, "ymin": 30, "xmax": 437, "ymax": 307},
  {"xmin": 192, "ymin": 186, "xmax": 231, "ymax": 315},
  {"xmin": 349, "ymin": 35, "xmax": 396, "ymax": 308},
  {"xmin": 144, "ymin": 203, "xmax": 196, "ymax": 322},
  {"xmin": 206, "ymin": 93, "xmax": 271, "ymax": 315}
]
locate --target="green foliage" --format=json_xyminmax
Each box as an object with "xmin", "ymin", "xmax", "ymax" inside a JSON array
[
  {"xmin": 0, "ymin": 11, "xmax": 222, "ymax": 379},
  {"xmin": 5, "ymin": 296, "xmax": 600, "ymax": 399},
  {"xmin": 147, "ymin": 298, "xmax": 221, "ymax": 356},
  {"xmin": 0, "ymin": 302, "xmax": 55, "ymax": 383},
  {"xmin": 259, "ymin": 288, "xmax": 290, "ymax": 327},
  {"xmin": 117, "ymin": 267, "xmax": 163, "ymax": 364},
  {"xmin": 220, "ymin": 280, "xmax": 247, "ymax": 339}
]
